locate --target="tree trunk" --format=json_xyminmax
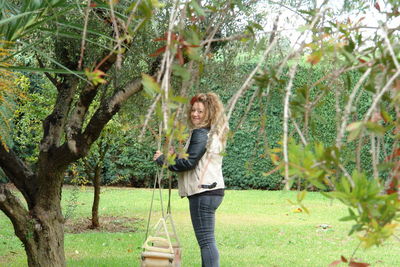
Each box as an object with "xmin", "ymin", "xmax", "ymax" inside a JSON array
[
  {"xmin": 10, "ymin": 170, "xmax": 67, "ymax": 267},
  {"xmin": 24, "ymin": 207, "xmax": 65, "ymax": 267},
  {"xmin": 24, "ymin": 164, "xmax": 65, "ymax": 266},
  {"xmin": 91, "ymin": 166, "xmax": 101, "ymax": 228}
]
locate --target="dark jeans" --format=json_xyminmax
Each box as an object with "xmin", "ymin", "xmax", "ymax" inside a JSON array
[{"xmin": 189, "ymin": 194, "xmax": 223, "ymax": 267}]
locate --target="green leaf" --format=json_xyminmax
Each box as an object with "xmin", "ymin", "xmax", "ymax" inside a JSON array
[
  {"xmin": 170, "ymin": 95, "xmax": 187, "ymax": 104},
  {"xmin": 0, "ymin": 10, "xmax": 40, "ymax": 27},
  {"xmin": 346, "ymin": 121, "xmax": 363, "ymax": 142},
  {"xmin": 344, "ymin": 37, "xmax": 355, "ymax": 53},
  {"xmin": 364, "ymin": 122, "xmax": 386, "ymax": 136},
  {"xmin": 299, "ymin": 204, "xmax": 309, "ymax": 214},
  {"xmin": 377, "ymin": 162, "xmax": 394, "ymax": 172},
  {"xmin": 85, "ymin": 69, "xmax": 107, "ymax": 85},
  {"xmin": 297, "ymin": 190, "xmax": 307, "ymax": 202},
  {"xmin": 141, "ymin": 73, "xmax": 160, "ymax": 97},
  {"xmin": 349, "ymin": 224, "xmax": 363, "ymax": 236},
  {"xmin": 339, "ymin": 215, "xmax": 355, "ymax": 222},
  {"xmin": 138, "ymin": 0, "xmax": 154, "ymax": 18},
  {"xmin": 172, "ymin": 64, "xmax": 190, "ymax": 81},
  {"xmin": 166, "ymin": 153, "xmax": 176, "ymax": 165},
  {"xmin": 380, "ymin": 109, "xmax": 393, "ymax": 123},
  {"xmin": 1, "ymin": 66, "xmax": 85, "ymax": 74},
  {"xmin": 190, "ymin": 0, "xmax": 206, "ymax": 17},
  {"xmin": 251, "ymin": 22, "xmax": 263, "ymax": 31}
]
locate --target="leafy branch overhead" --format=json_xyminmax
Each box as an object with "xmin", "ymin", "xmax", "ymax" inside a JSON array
[{"xmin": 149, "ymin": 32, "xmax": 200, "ymax": 65}]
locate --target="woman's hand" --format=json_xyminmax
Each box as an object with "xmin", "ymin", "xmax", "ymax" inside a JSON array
[
  {"xmin": 153, "ymin": 150, "xmax": 163, "ymax": 161},
  {"xmin": 154, "ymin": 147, "xmax": 175, "ymax": 161}
]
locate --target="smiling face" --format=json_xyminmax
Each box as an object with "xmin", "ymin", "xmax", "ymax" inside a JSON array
[{"xmin": 190, "ymin": 102, "xmax": 206, "ymax": 127}]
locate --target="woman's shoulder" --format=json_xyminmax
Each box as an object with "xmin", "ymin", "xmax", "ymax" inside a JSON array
[
  {"xmin": 190, "ymin": 128, "xmax": 210, "ymax": 143},
  {"xmin": 192, "ymin": 127, "xmax": 210, "ymax": 135}
]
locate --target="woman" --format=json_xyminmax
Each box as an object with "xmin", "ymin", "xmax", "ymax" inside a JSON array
[{"xmin": 153, "ymin": 92, "xmax": 229, "ymax": 267}]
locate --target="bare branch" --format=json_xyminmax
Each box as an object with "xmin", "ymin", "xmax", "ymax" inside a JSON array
[
  {"xmin": 370, "ymin": 134, "xmax": 379, "ymax": 181},
  {"xmin": 269, "ymin": 15, "xmax": 280, "ymax": 45},
  {"xmin": 36, "ymin": 55, "xmax": 59, "ymax": 88},
  {"xmin": 0, "ymin": 184, "xmax": 31, "ymax": 237},
  {"xmin": 382, "ymin": 25, "xmax": 400, "ymax": 71},
  {"xmin": 268, "ymin": 0, "xmax": 308, "ymax": 21},
  {"xmin": 339, "ymin": 164, "xmax": 354, "ymax": 187},
  {"xmin": 292, "ymin": 117, "xmax": 308, "ymax": 146},
  {"xmin": 108, "ymin": 79, "xmax": 143, "ymax": 113},
  {"xmin": 283, "ymin": 64, "xmax": 299, "ymax": 190},
  {"xmin": 0, "ymin": 144, "xmax": 36, "ymax": 206},
  {"xmin": 108, "ymin": 0, "xmax": 123, "ymax": 69},
  {"xmin": 126, "ymin": 0, "xmax": 142, "ymax": 27},
  {"xmin": 78, "ymin": 0, "xmax": 92, "ymax": 70},
  {"xmin": 234, "ymin": 87, "xmax": 261, "ymax": 131},
  {"xmin": 139, "ymin": 94, "xmax": 162, "ymax": 141},
  {"xmin": 200, "ymin": 34, "xmax": 252, "ymax": 46},
  {"xmin": 336, "ymin": 68, "xmax": 372, "ymax": 147},
  {"xmin": 363, "ymin": 68, "xmax": 400, "ymax": 122}
]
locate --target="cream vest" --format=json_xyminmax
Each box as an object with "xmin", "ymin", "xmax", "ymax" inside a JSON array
[{"xmin": 178, "ymin": 131, "xmax": 225, "ymax": 197}]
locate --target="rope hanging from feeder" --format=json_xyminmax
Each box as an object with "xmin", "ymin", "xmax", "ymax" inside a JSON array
[{"xmin": 140, "ymin": 122, "xmax": 181, "ymax": 267}]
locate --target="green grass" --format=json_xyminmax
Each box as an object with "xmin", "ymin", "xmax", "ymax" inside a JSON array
[{"xmin": 0, "ymin": 188, "xmax": 399, "ymax": 267}]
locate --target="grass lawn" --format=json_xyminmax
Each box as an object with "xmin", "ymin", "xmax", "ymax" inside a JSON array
[{"xmin": 0, "ymin": 187, "xmax": 399, "ymax": 267}]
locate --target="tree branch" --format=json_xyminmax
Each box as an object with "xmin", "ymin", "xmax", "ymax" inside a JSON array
[
  {"xmin": 82, "ymin": 78, "xmax": 143, "ymax": 153},
  {"xmin": 54, "ymin": 77, "xmax": 144, "ymax": 165},
  {"xmin": 78, "ymin": 0, "xmax": 92, "ymax": 70},
  {"xmin": 363, "ymin": 68, "xmax": 400, "ymax": 122},
  {"xmin": 267, "ymin": 0, "xmax": 308, "ymax": 21},
  {"xmin": 36, "ymin": 55, "xmax": 60, "ymax": 88},
  {"xmin": 66, "ymin": 53, "xmax": 118, "ymax": 154},
  {"xmin": 0, "ymin": 184, "xmax": 31, "ymax": 238},
  {"xmin": 40, "ymin": 38, "xmax": 80, "ymax": 153},
  {"xmin": 336, "ymin": 68, "xmax": 371, "ymax": 147},
  {"xmin": 40, "ymin": 77, "xmax": 78, "ymax": 153},
  {"xmin": 226, "ymin": 37, "xmax": 278, "ymax": 120},
  {"xmin": 200, "ymin": 34, "xmax": 251, "ymax": 46},
  {"xmin": 283, "ymin": 64, "xmax": 299, "ymax": 190},
  {"xmin": 0, "ymin": 144, "xmax": 36, "ymax": 207}
]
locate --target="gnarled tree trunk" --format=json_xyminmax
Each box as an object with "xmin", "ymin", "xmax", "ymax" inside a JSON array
[
  {"xmin": 0, "ymin": 154, "xmax": 67, "ymax": 267},
  {"xmin": 0, "ymin": 64, "xmax": 145, "ymax": 266}
]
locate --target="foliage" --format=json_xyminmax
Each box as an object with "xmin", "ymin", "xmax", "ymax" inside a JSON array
[
  {"xmin": 12, "ymin": 74, "xmax": 54, "ymax": 165},
  {"xmin": 0, "ymin": 0, "xmax": 68, "ymax": 43},
  {"xmin": 104, "ymin": 135, "xmax": 159, "ymax": 187},
  {"xmin": 0, "ymin": 45, "xmax": 21, "ymax": 150},
  {"xmin": 247, "ymin": 0, "xmax": 400, "ymax": 251}
]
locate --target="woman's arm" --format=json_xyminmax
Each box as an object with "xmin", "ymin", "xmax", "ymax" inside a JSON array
[{"xmin": 155, "ymin": 128, "xmax": 209, "ymax": 172}]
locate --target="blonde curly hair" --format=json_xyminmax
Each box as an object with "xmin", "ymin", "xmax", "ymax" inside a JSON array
[{"xmin": 187, "ymin": 92, "xmax": 229, "ymax": 144}]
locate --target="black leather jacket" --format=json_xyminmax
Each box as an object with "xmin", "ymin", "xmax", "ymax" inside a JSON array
[{"xmin": 156, "ymin": 128, "xmax": 209, "ymax": 172}]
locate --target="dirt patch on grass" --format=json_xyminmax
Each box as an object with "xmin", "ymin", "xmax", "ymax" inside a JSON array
[{"xmin": 64, "ymin": 216, "xmax": 141, "ymax": 234}]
